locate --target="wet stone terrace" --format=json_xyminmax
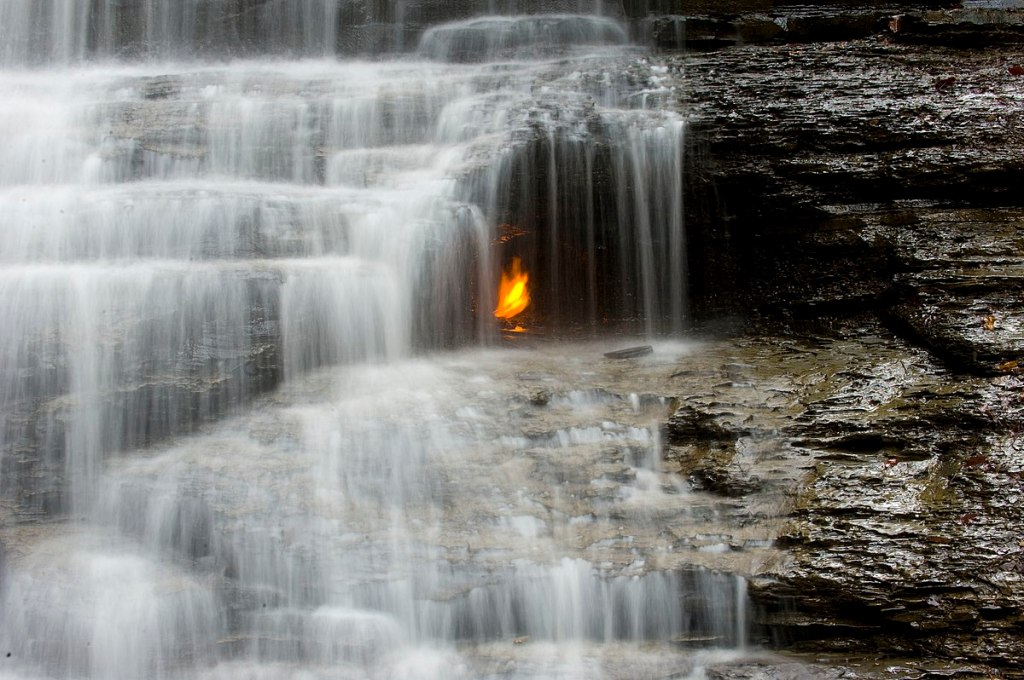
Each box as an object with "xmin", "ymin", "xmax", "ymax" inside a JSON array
[
  {"xmin": 2, "ymin": 321, "xmax": 1018, "ymax": 677},
  {"xmin": 663, "ymin": 317, "xmax": 1024, "ymax": 678}
]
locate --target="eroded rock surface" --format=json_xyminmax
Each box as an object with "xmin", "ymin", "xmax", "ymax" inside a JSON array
[
  {"xmin": 662, "ymin": 320, "xmax": 1023, "ymax": 677},
  {"xmin": 653, "ymin": 5, "xmax": 1024, "ymax": 675}
]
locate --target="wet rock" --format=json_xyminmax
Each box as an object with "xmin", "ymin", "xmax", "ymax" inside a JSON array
[
  {"xmin": 704, "ymin": 656, "xmax": 1003, "ymax": 680},
  {"xmin": 631, "ymin": 3, "xmax": 964, "ymax": 50},
  {"xmin": 622, "ymin": 0, "xmax": 773, "ymax": 16},
  {"xmin": 667, "ymin": 404, "xmax": 738, "ymax": 444},
  {"xmin": 0, "ymin": 276, "xmax": 281, "ymax": 520},
  {"xmin": 779, "ymin": 11, "xmax": 887, "ymax": 42},
  {"xmin": 889, "ymin": 7, "xmax": 1024, "ymax": 46},
  {"xmin": 674, "ymin": 22, "xmax": 1024, "ymax": 376},
  {"xmin": 657, "ymin": 319, "xmax": 1024, "ymax": 675},
  {"xmin": 882, "ymin": 207, "xmax": 1024, "ymax": 374},
  {"xmin": 5, "ymin": 0, "xmax": 626, "ymax": 62},
  {"xmin": 603, "ymin": 345, "xmax": 655, "ymax": 360},
  {"xmin": 762, "ymin": 411, "xmax": 1024, "ymax": 671},
  {"xmin": 417, "ymin": 15, "xmax": 628, "ymax": 62},
  {"xmin": 687, "ymin": 461, "xmax": 765, "ymax": 497},
  {"xmin": 640, "ymin": 16, "xmax": 747, "ymax": 50},
  {"xmin": 703, "ymin": 662, "xmax": 844, "ymax": 680},
  {"xmin": 527, "ymin": 389, "xmax": 552, "ymax": 407},
  {"xmin": 139, "ymin": 76, "xmax": 180, "ymax": 100}
]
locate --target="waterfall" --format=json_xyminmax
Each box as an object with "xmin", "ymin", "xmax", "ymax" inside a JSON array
[
  {"xmin": 0, "ymin": 0, "xmax": 622, "ymax": 64},
  {"xmin": 0, "ymin": 5, "xmax": 742, "ymax": 679}
]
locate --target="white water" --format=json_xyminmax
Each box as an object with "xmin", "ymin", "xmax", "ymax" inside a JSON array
[
  {"xmin": 1, "ymin": 343, "xmax": 749, "ymax": 679},
  {"xmin": 0, "ymin": 9, "xmax": 728, "ymax": 679}
]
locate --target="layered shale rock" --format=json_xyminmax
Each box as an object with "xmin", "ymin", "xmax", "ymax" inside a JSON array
[
  {"xmin": 652, "ymin": 4, "xmax": 1024, "ymax": 675},
  {"xmin": 676, "ymin": 13, "xmax": 1024, "ymax": 377},
  {"xmin": 663, "ymin": 321, "xmax": 1024, "ymax": 677}
]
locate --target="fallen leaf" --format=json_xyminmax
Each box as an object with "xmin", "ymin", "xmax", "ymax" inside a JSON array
[
  {"xmin": 964, "ymin": 454, "xmax": 990, "ymax": 469},
  {"xmin": 997, "ymin": 359, "xmax": 1020, "ymax": 373},
  {"xmin": 1009, "ymin": 64, "xmax": 1024, "ymax": 76},
  {"xmin": 959, "ymin": 511, "xmax": 979, "ymax": 525},
  {"xmin": 983, "ymin": 315, "xmax": 997, "ymax": 331}
]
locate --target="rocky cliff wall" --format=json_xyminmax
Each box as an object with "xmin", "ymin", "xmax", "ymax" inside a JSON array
[{"xmin": 656, "ymin": 3, "xmax": 1024, "ymax": 675}]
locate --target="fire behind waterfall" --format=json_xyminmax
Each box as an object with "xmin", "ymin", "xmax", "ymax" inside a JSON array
[{"xmin": 494, "ymin": 257, "xmax": 530, "ymax": 327}]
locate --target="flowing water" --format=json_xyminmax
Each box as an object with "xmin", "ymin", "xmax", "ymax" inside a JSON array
[{"xmin": 0, "ymin": 4, "xmax": 745, "ymax": 679}]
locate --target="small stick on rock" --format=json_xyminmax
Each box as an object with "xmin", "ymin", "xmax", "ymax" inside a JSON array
[{"xmin": 604, "ymin": 345, "xmax": 653, "ymax": 360}]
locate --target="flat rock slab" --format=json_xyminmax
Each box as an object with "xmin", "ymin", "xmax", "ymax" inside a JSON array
[{"xmin": 663, "ymin": 318, "xmax": 1024, "ymax": 676}]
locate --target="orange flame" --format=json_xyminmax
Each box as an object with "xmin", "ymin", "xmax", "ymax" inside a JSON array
[{"xmin": 494, "ymin": 257, "xmax": 531, "ymax": 320}]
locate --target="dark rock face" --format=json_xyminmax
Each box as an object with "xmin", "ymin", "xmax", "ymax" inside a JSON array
[
  {"xmin": 887, "ymin": 208, "xmax": 1024, "ymax": 374},
  {"xmin": 765, "ymin": 365, "xmax": 1024, "ymax": 669},
  {"xmin": 679, "ymin": 28, "xmax": 1024, "ymax": 374},
  {"xmin": 889, "ymin": 6, "xmax": 1024, "ymax": 45},
  {"xmin": 653, "ymin": 4, "xmax": 1024, "ymax": 675}
]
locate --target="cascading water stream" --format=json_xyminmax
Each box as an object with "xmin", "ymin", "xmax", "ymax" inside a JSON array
[{"xmin": 0, "ymin": 5, "xmax": 742, "ymax": 679}]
